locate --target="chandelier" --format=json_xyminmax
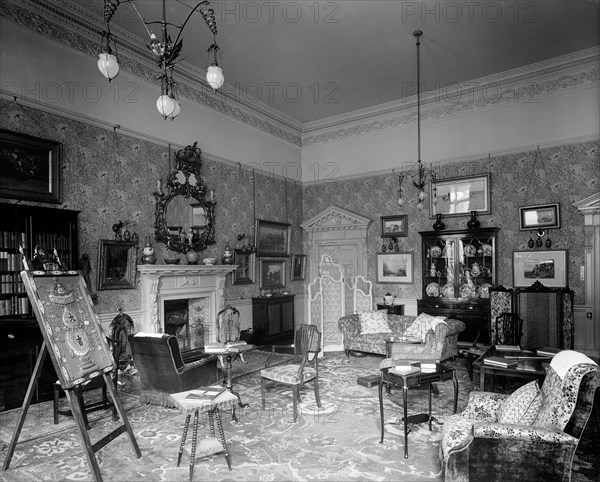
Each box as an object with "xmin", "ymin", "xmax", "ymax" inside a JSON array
[
  {"xmin": 97, "ymin": 0, "xmax": 223, "ymax": 120},
  {"xmin": 395, "ymin": 30, "xmax": 438, "ymax": 210}
]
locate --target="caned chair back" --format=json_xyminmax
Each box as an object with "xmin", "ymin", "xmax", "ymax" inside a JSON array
[
  {"xmin": 495, "ymin": 312, "xmax": 523, "ymax": 345},
  {"xmin": 294, "ymin": 324, "xmax": 321, "ymax": 364}
]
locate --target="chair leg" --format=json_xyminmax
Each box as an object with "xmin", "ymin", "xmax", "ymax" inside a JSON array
[
  {"xmin": 261, "ymin": 377, "xmax": 266, "ymax": 410},
  {"xmin": 53, "ymin": 383, "xmax": 60, "ymax": 425},
  {"xmin": 313, "ymin": 378, "xmax": 321, "ymax": 408},
  {"xmin": 292, "ymin": 386, "xmax": 298, "ymax": 423}
]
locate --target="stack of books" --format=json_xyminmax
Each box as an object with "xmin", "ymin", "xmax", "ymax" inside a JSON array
[
  {"xmin": 420, "ymin": 361, "xmax": 437, "ymax": 373},
  {"xmin": 536, "ymin": 347, "xmax": 561, "ymax": 357},
  {"xmin": 483, "ymin": 356, "xmax": 518, "ymax": 368},
  {"xmin": 389, "ymin": 360, "xmax": 421, "ymax": 375},
  {"xmin": 495, "ymin": 344, "xmax": 521, "ymax": 352}
]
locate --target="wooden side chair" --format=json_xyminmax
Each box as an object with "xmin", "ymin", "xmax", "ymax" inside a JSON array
[
  {"xmin": 260, "ymin": 324, "xmax": 322, "ymax": 422},
  {"xmin": 494, "ymin": 312, "xmax": 524, "ymax": 346}
]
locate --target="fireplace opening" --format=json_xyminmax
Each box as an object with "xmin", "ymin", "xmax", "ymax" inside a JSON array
[{"xmin": 163, "ymin": 298, "xmax": 207, "ymax": 358}]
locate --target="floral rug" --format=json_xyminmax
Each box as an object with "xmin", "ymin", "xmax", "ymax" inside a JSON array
[{"xmin": 0, "ymin": 353, "xmax": 597, "ymax": 481}]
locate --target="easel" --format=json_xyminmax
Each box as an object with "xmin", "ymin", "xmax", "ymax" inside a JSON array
[{"xmin": 2, "ymin": 248, "xmax": 141, "ymax": 481}]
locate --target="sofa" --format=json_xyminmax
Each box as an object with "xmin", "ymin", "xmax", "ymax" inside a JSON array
[
  {"xmin": 338, "ymin": 312, "xmax": 465, "ymax": 361},
  {"xmin": 441, "ymin": 350, "xmax": 600, "ymax": 481}
]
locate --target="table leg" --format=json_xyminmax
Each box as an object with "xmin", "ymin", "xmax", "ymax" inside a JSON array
[
  {"xmin": 189, "ymin": 410, "xmax": 199, "ymax": 481},
  {"xmin": 177, "ymin": 414, "xmax": 191, "ymax": 467},
  {"xmin": 215, "ymin": 408, "xmax": 232, "ymax": 470},
  {"xmin": 403, "ymin": 386, "xmax": 409, "ymax": 459},
  {"xmin": 428, "ymin": 383, "xmax": 432, "ymax": 431},
  {"xmin": 379, "ymin": 380, "xmax": 385, "ymax": 444},
  {"xmin": 224, "ymin": 354, "xmax": 248, "ymax": 422},
  {"xmin": 452, "ymin": 370, "xmax": 458, "ymax": 413}
]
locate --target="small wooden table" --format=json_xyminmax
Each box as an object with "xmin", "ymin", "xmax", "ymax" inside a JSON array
[
  {"xmin": 473, "ymin": 345, "xmax": 551, "ymax": 392},
  {"xmin": 379, "ymin": 363, "xmax": 457, "ymax": 458},
  {"xmin": 170, "ymin": 388, "xmax": 238, "ymax": 481},
  {"xmin": 204, "ymin": 344, "xmax": 255, "ymax": 421}
]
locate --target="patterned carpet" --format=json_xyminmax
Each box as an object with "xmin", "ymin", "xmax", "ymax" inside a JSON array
[{"xmin": 0, "ymin": 353, "xmax": 597, "ymax": 481}]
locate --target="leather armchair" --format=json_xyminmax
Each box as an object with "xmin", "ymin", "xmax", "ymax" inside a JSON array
[
  {"xmin": 441, "ymin": 350, "xmax": 600, "ymax": 481},
  {"xmin": 128, "ymin": 333, "xmax": 220, "ymax": 407}
]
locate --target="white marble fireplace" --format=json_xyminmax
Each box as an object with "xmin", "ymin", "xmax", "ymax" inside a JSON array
[{"xmin": 137, "ymin": 265, "xmax": 236, "ymax": 346}]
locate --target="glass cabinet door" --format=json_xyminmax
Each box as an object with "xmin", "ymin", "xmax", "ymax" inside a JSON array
[{"xmin": 457, "ymin": 235, "xmax": 495, "ymax": 300}]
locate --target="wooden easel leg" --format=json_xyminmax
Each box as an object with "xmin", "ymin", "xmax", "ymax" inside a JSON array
[
  {"xmin": 102, "ymin": 373, "xmax": 141, "ymax": 458},
  {"xmin": 64, "ymin": 388, "xmax": 104, "ymax": 482},
  {"xmin": 2, "ymin": 341, "xmax": 48, "ymax": 471}
]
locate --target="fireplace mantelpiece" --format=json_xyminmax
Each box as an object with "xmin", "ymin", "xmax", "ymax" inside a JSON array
[{"xmin": 137, "ymin": 265, "xmax": 236, "ymax": 342}]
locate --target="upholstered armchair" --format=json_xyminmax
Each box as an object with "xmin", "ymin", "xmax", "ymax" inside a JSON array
[
  {"xmin": 128, "ymin": 333, "xmax": 220, "ymax": 407},
  {"xmin": 441, "ymin": 350, "xmax": 600, "ymax": 481}
]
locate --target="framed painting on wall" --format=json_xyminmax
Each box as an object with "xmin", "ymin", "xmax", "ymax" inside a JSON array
[
  {"xmin": 376, "ymin": 252, "xmax": 414, "ymax": 284},
  {"xmin": 430, "ymin": 174, "xmax": 490, "ymax": 218},
  {"xmin": 519, "ymin": 203, "xmax": 561, "ymax": 230},
  {"xmin": 512, "ymin": 250, "xmax": 568, "ymax": 288},
  {"xmin": 232, "ymin": 249, "xmax": 255, "ymax": 285},
  {"xmin": 0, "ymin": 129, "xmax": 61, "ymax": 203},
  {"xmin": 255, "ymin": 219, "xmax": 291, "ymax": 257},
  {"xmin": 291, "ymin": 254, "xmax": 306, "ymax": 281},
  {"xmin": 380, "ymin": 215, "xmax": 408, "ymax": 238},
  {"xmin": 97, "ymin": 240, "xmax": 138, "ymax": 290},
  {"xmin": 259, "ymin": 258, "xmax": 286, "ymax": 290}
]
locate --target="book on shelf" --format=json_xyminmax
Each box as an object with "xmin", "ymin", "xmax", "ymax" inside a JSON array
[
  {"xmin": 184, "ymin": 385, "xmax": 226, "ymax": 402},
  {"xmin": 483, "ymin": 356, "xmax": 518, "ymax": 368},
  {"xmin": 536, "ymin": 347, "xmax": 561, "ymax": 357}
]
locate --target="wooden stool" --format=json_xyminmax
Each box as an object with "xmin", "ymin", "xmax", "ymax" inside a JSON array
[{"xmin": 170, "ymin": 388, "xmax": 237, "ymax": 481}]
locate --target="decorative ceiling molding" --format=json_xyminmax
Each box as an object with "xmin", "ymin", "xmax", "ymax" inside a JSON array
[
  {"xmin": 302, "ymin": 48, "xmax": 600, "ymax": 147},
  {"xmin": 0, "ymin": 0, "xmax": 302, "ymax": 146}
]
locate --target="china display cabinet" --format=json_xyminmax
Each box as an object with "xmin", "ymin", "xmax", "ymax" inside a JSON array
[
  {"xmin": 417, "ymin": 228, "xmax": 499, "ymax": 343},
  {"xmin": 0, "ymin": 202, "xmax": 79, "ymax": 410}
]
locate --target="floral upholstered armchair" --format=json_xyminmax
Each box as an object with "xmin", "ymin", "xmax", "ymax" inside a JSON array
[{"xmin": 441, "ymin": 350, "xmax": 600, "ymax": 481}]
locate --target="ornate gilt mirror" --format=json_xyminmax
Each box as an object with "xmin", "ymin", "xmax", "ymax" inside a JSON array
[{"xmin": 154, "ymin": 142, "xmax": 216, "ymax": 253}]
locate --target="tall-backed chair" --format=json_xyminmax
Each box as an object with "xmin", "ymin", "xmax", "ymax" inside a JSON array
[
  {"xmin": 128, "ymin": 333, "xmax": 220, "ymax": 407},
  {"xmin": 441, "ymin": 350, "xmax": 600, "ymax": 481},
  {"xmin": 260, "ymin": 324, "xmax": 322, "ymax": 422}
]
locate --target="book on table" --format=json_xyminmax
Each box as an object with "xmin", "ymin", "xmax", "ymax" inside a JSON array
[
  {"xmin": 389, "ymin": 360, "xmax": 421, "ymax": 375},
  {"xmin": 420, "ymin": 361, "xmax": 438, "ymax": 372},
  {"xmin": 495, "ymin": 344, "xmax": 521, "ymax": 352},
  {"xmin": 536, "ymin": 347, "xmax": 561, "ymax": 357},
  {"xmin": 483, "ymin": 356, "xmax": 518, "ymax": 368},
  {"xmin": 184, "ymin": 385, "xmax": 226, "ymax": 402}
]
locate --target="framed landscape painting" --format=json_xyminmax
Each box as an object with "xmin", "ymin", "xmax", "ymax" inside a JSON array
[
  {"xmin": 430, "ymin": 174, "xmax": 490, "ymax": 218},
  {"xmin": 259, "ymin": 258, "xmax": 286, "ymax": 290},
  {"xmin": 376, "ymin": 252, "xmax": 414, "ymax": 284},
  {"xmin": 381, "ymin": 215, "xmax": 408, "ymax": 238},
  {"xmin": 512, "ymin": 250, "xmax": 568, "ymax": 288},
  {"xmin": 519, "ymin": 203, "xmax": 560, "ymax": 230},
  {"xmin": 0, "ymin": 129, "xmax": 61, "ymax": 203},
  {"xmin": 255, "ymin": 219, "xmax": 291, "ymax": 257}
]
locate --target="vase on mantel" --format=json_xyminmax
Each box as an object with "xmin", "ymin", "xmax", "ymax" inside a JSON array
[
  {"xmin": 433, "ymin": 214, "xmax": 445, "ymax": 231},
  {"xmin": 221, "ymin": 242, "xmax": 234, "ymax": 265},
  {"xmin": 467, "ymin": 211, "xmax": 480, "ymax": 229},
  {"xmin": 141, "ymin": 237, "xmax": 156, "ymax": 264}
]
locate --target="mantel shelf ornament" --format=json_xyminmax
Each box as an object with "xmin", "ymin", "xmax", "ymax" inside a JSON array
[{"xmin": 154, "ymin": 142, "xmax": 216, "ymax": 254}]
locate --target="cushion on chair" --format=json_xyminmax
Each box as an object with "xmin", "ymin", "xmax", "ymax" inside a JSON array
[
  {"xmin": 403, "ymin": 312, "xmax": 447, "ymax": 342},
  {"xmin": 358, "ymin": 311, "xmax": 392, "ymax": 334},
  {"xmin": 498, "ymin": 380, "xmax": 542, "ymax": 425},
  {"xmin": 261, "ymin": 364, "xmax": 316, "ymax": 384}
]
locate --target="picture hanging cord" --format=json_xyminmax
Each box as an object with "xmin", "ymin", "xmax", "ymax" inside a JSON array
[{"xmin": 284, "ymin": 178, "xmax": 288, "ymax": 224}]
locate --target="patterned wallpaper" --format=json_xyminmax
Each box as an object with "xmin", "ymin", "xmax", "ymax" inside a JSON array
[
  {"xmin": 0, "ymin": 103, "xmax": 304, "ymax": 315},
  {"xmin": 303, "ymin": 141, "xmax": 599, "ymax": 305}
]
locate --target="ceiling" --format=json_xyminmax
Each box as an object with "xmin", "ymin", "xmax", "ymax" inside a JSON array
[{"xmin": 86, "ymin": 0, "xmax": 600, "ymax": 125}]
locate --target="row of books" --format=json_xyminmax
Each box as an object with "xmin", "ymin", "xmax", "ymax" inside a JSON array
[
  {"xmin": 0, "ymin": 297, "xmax": 30, "ymax": 316},
  {"xmin": 0, "ymin": 231, "xmax": 26, "ymax": 249}
]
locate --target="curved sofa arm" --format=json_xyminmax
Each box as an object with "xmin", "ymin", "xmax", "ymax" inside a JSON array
[
  {"xmin": 443, "ymin": 319, "xmax": 466, "ymax": 336},
  {"xmin": 338, "ymin": 314, "xmax": 361, "ymax": 338},
  {"xmin": 473, "ymin": 422, "xmax": 577, "ymax": 445}
]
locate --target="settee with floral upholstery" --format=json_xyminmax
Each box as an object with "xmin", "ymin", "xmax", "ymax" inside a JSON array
[
  {"xmin": 441, "ymin": 350, "xmax": 600, "ymax": 481},
  {"xmin": 337, "ymin": 311, "xmax": 465, "ymax": 361}
]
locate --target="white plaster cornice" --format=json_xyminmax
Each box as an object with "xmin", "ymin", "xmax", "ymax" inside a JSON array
[{"xmin": 302, "ymin": 47, "xmax": 600, "ymax": 147}]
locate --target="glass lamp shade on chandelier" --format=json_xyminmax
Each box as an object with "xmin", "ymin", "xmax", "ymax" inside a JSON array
[
  {"xmin": 97, "ymin": 0, "xmax": 223, "ymax": 120},
  {"xmin": 395, "ymin": 30, "xmax": 439, "ymax": 211}
]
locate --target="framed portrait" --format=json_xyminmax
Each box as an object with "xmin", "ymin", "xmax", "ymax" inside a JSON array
[
  {"xmin": 259, "ymin": 258, "xmax": 286, "ymax": 290},
  {"xmin": 291, "ymin": 254, "xmax": 306, "ymax": 281},
  {"xmin": 0, "ymin": 129, "xmax": 61, "ymax": 203},
  {"xmin": 255, "ymin": 219, "xmax": 291, "ymax": 257},
  {"xmin": 376, "ymin": 252, "xmax": 414, "ymax": 284},
  {"xmin": 232, "ymin": 249, "xmax": 255, "ymax": 285},
  {"xmin": 430, "ymin": 173, "xmax": 490, "ymax": 218},
  {"xmin": 97, "ymin": 240, "xmax": 138, "ymax": 290},
  {"xmin": 380, "ymin": 215, "xmax": 408, "ymax": 238},
  {"xmin": 512, "ymin": 250, "xmax": 568, "ymax": 288},
  {"xmin": 519, "ymin": 203, "xmax": 560, "ymax": 230}
]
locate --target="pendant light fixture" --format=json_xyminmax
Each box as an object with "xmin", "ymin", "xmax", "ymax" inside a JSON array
[
  {"xmin": 98, "ymin": 0, "xmax": 223, "ymax": 120},
  {"xmin": 395, "ymin": 30, "xmax": 439, "ymax": 210}
]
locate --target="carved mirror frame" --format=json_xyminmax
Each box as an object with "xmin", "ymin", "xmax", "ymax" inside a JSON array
[{"xmin": 154, "ymin": 142, "xmax": 216, "ymax": 253}]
